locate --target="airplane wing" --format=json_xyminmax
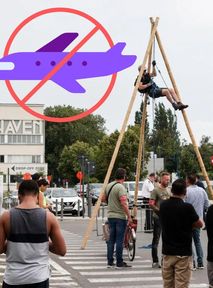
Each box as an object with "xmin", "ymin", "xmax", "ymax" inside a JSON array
[
  {"xmin": 52, "ymin": 74, "xmax": 86, "ymax": 93},
  {"xmin": 36, "ymin": 33, "xmax": 79, "ymax": 52}
]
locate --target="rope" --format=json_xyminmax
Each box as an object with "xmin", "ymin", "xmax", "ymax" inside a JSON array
[
  {"xmin": 155, "ymin": 63, "xmax": 170, "ymax": 90},
  {"xmin": 152, "ymin": 42, "xmax": 177, "ymax": 116},
  {"xmin": 152, "ymin": 37, "xmax": 170, "ymax": 90}
]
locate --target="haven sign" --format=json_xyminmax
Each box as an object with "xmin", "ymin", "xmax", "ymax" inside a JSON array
[{"xmin": 0, "ymin": 120, "xmax": 43, "ymax": 135}]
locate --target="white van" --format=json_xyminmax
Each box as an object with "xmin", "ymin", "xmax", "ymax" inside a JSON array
[{"xmin": 123, "ymin": 181, "xmax": 144, "ymax": 207}]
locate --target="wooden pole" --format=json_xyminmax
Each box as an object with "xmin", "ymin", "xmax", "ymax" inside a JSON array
[
  {"xmin": 133, "ymin": 22, "xmax": 155, "ymax": 218},
  {"xmin": 150, "ymin": 17, "xmax": 213, "ymax": 197},
  {"xmin": 81, "ymin": 17, "xmax": 159, "ymax": 249}
]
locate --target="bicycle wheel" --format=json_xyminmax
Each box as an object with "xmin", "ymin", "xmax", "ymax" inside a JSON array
[{"xmin": 127, "ymin": 228, "xmax": 136, "ymax": 261}]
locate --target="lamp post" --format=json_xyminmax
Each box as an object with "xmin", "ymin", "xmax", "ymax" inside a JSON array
[
  {"xmin": 85, "ymin": 160, "xmax": 95, "ymax": 218},
  {"xmin": 78, "ymin": 155, "xmax": 86, "ymax": 218}
]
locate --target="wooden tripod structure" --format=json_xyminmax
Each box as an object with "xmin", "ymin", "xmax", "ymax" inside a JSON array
[{"xmin": 81, "ymin": 17, "xmax": 213, "ymax": 249}]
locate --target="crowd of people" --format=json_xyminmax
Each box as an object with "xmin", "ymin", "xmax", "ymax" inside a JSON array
[
  {"xmin": 102, "ymin": 169, "xmax": 212, "ymax": 288},
  {"xmin": 0, "ymin": 169, "xmax": 212, "ymax": 287}
]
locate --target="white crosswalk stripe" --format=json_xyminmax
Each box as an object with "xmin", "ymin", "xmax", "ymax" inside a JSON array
[{"xmin": 0, "ymin": 255, "xmax": 81, "ymax": 287}]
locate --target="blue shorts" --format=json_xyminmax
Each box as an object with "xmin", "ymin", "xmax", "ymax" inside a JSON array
[{"xmin": 149, "ymin": 86, "xmax": 163, "ymax": 98}]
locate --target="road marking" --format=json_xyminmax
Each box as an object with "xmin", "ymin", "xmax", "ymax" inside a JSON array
[
  {"xmin": 49, "ymin": 259, "xmax": 70, "ymax": 276},
  {"xmin": 62, "ymin": 251, "xmax": 107, "ymax": 254},
  {"xmin": 50, "ymin": 283, "xmax": 79, "ymax": 287},
  {"xmin": 89, "ymin": 276, "xmax": 163, "ymax": 283},
  {"xmin": 65, "ymin": 259, "xmax": 151, "ymax": 264},
  {"xmin": 50, "ymin": 276, "xmax": 73, "ymax": 281},
  {"xmin": 97, "ymin": 285, "xmax": 209, "ymax": 288},
  {"xmin": 72, "ymin": 265, "xmax": 153, "ymax": 270},
  {"xmin": 62, "ymin": 256, "xmax": 139, "ymax": 259},
  {"xmin": 80, "ymin": 270, "xmax": 161, "ymax": 275}
]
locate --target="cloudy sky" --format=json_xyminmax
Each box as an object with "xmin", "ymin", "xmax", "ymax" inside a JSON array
[{"xmin": 0, "ymin": 0, "xmax": 212, "ymax": 145}]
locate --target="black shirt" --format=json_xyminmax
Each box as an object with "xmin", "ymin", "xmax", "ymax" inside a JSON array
[
  {"xmin": 206, "ymin": 205, "xmax": 213, "ymax": 261},
  {"xmin": 134, "ymin": 72, "xmax": 153, "ymax": 94},
  {"xmin": 160, "ymin": 197, "xmax": 199, "ymax": 256}
]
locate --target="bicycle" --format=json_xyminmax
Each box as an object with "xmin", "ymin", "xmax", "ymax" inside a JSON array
[
  {"xmin": 102, "ymin": 218, "xmax": 137, "ymax": 262},
  {"xmin": 124, "ymin": 218, "xmax": 137, "ymax": 261}
]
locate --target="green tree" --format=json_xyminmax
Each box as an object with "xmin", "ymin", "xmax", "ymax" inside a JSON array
[
  {"xmin": 94, "ymin": 125, "xmax": 150, "ymax": 182},
  {"xmin": 179, "ymin": 142, "xmax": 199, "ymax": 177},
  {"xmin": 199, "ymin": 136, "xmax": 213, "ymax": 178},
  {"xmin": 94, "ymin": 130, "xmax": 120, "ymax": 181},
  {"xmin": 179, "ymin": 136, "xmax": 213, "ymax": 178},
  {"xmin": 58, "ymin": 141, "xmax": 96, "ymax": 184},
  {"xmin": 44, "ymin": 105, "xmax": 106, "ymax": 182},
  {"xmin": 149, "ymin": 103, "xmax": 181, "ymax": 173}
]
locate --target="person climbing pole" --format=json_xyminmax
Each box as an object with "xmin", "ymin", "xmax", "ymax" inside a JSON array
[{"xmin": 135, "ymin": 61, "xmax": 188, "ymax": 111}]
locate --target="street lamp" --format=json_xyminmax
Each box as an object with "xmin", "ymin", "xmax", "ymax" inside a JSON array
[
  {"xmin": 77, "ymin": 155, "xmax": 86, "ymax": 218},
  {"xmin": 85, "ymin": 160, "xmax": 95, "ymax": 218}
]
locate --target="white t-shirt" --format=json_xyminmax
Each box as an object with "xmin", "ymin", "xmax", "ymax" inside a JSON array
[{"xmin": 141, "ymin": 178, "xmax": 154, "ymax": 198}]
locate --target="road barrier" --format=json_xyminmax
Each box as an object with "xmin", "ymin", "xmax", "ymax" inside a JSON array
[{"xmin": 94, "ymin": 201, "xmax": 153, "ymax": 237}]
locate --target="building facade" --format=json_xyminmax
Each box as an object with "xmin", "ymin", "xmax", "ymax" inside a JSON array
[{"xmin": 0, "ymin": 103, "xmax": 47, "ymax": 191}]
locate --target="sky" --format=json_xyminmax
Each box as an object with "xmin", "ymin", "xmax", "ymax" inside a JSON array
[{"xmin": 0, "ymin": 0, "xmax": 212, "ymax": 147}]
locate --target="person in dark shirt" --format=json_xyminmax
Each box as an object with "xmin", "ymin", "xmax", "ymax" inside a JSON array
[
  {"xmin": 160, "ymin": 179, "xmax": 203, "ymax": 288},
  {"xmin": 195, "ymin": 174, "xmax": 205, "ymax": 189},
  {"xmin": 135, "ymin": 61, "xmax": 188, "ymax": 111},
  {"xmin": 206, "ymin": 205, "xmax": 213, "ymax": 287}
]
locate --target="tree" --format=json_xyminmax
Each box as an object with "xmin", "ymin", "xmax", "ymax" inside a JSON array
[
  {"xmin": 179, "ymin": 136, "xmax": 213, "ymax": 179},
  {"xmin": 179, "ymin": 142, "xmax": 199, "ymax": 178},
  {"xmin": 44, "ymin": 105, "xmax": 106, "ymax": 182},
  {"xmin": 199, "ymin": 136, "xmax": 213, "ymax": 178},
  {"xmin": 94, "ymin": 130, "xmax": 120, "ymax": 181},
  {"xmin": 58, "ymin": 141, "xmax": 96, "ymax": 184},
  {"xmin": 149, "ymin": 103, "xmax": 181, "ymax": 173},
  {"xmin": 94, "ymin": 125, "xmax": 151, "ymax": 182}
]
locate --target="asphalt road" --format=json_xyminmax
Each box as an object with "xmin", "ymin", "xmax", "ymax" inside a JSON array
[{"xmin": 0, "ymin": 212, "xmax": 210, "ymax": 287}]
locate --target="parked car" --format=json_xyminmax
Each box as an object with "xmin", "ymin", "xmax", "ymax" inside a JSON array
[
  {"xmin": 45, "ymin": 188, "xmax": 83, "ymax": 215},
  {"xmin": 74, "ymin": 183, "xmax": 87, "ymax": 197},
  {"xmin": 10, "ymin": 190, "xmax": 19, "ymax": 206},
  {"xmin": 90, "ymin": 183, "xmax": 103, "ymax": 205},
  {"xmin": 123, "ymin": 181, "xmax": 144, "ymax": 207}
]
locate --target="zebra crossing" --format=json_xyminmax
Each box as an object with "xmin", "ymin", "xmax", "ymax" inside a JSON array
[
  {"xmin": 61, "ymin": 230, "xmax": 209, "ymax": 288},
  {"xmin": 0, "ymin": 253, "xmax": 81, "ymax": 287},
  {"xmin": 0, "ymin": 229, "xmax": 209, "ymax": 287}
]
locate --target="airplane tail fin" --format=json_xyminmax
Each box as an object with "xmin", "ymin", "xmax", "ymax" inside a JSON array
[
  {"xmin": 107, "ymin": 43, "xmax": 127, "ymax": 54},
  {"xmin": 107, "ymin": 43, "xmax": 137, "ymax": 69}
]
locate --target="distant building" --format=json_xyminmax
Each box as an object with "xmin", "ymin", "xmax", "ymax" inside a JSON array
[
  {"xmin": 0, "ymin": 103, "xmax": 47, "ymax": 191},
  {"xmin": 146, "ymin": 152, "xmax": 164, "ymax": 174}
]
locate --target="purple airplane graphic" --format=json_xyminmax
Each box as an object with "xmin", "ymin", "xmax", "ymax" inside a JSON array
[{"xmin": 0, "ymin": 33, "xmax": 137, "ymax": 93}]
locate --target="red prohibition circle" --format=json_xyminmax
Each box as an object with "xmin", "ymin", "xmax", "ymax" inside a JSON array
[{"xmin": 4, "ymin": 7, "xmax": 117, "ymax": 122}]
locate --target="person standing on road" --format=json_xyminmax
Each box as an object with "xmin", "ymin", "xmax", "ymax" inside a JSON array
[
  {"xmin": 141, "ymin": 172, "xmax": 155, "ymax": 232},
  {"xmin": 31, "ymin": 173, "xmax": 41, "ymax": 182},
  {"xmin": 195, "ymin": 174, "xmax": 205, "ymax": 190},
  {"xmin": 160, "ymin": 179, "xmax": 203, "ymax": 288},
  {"xmin": 0, "ymin": 180, "xmax": 66, "ymax": 288},
  {"xmin": 206, "ymin": 204, "xmax": 213, "ymax": 287},
  {"xmin": 185, "ymin": 174, "xmax": 209, "ymax": 270},
  {"xmin": 149, "ymin": 172, "xmax": 171, "ymax": 268},
  {"xmin": 38, "ymin": 178, "xmax": 52, "ymax": 210},
  {"xmin": 102, "ymin": 168, "xmax": 132, "ymax": 269}
]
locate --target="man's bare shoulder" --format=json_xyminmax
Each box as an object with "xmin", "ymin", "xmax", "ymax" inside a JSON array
[
  {"xmin": 0, "ymin": 211, "xmax": 10, "ymax": 222},
  {"xmin": 0, "ymin": 211, "xmax": 10, "ymax": 234},
  {"xmin": 46, "ymin": 209, "xmax": 57, "ymax": 222}
]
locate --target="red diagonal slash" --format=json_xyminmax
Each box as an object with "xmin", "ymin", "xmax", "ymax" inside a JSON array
[{"xmin": 22, "ymin": 25, "xmax": 99, "ymax": 104}]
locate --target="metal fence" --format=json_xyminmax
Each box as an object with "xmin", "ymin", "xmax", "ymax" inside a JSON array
[{"xmin": 94, "ymin": 202, "xmax": 154, "ymax": 237}]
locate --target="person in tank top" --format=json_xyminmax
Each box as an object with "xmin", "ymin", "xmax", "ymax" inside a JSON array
[{"xmin": 0, "ymin": 180, "xmax": 66, "ymax": 288}]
